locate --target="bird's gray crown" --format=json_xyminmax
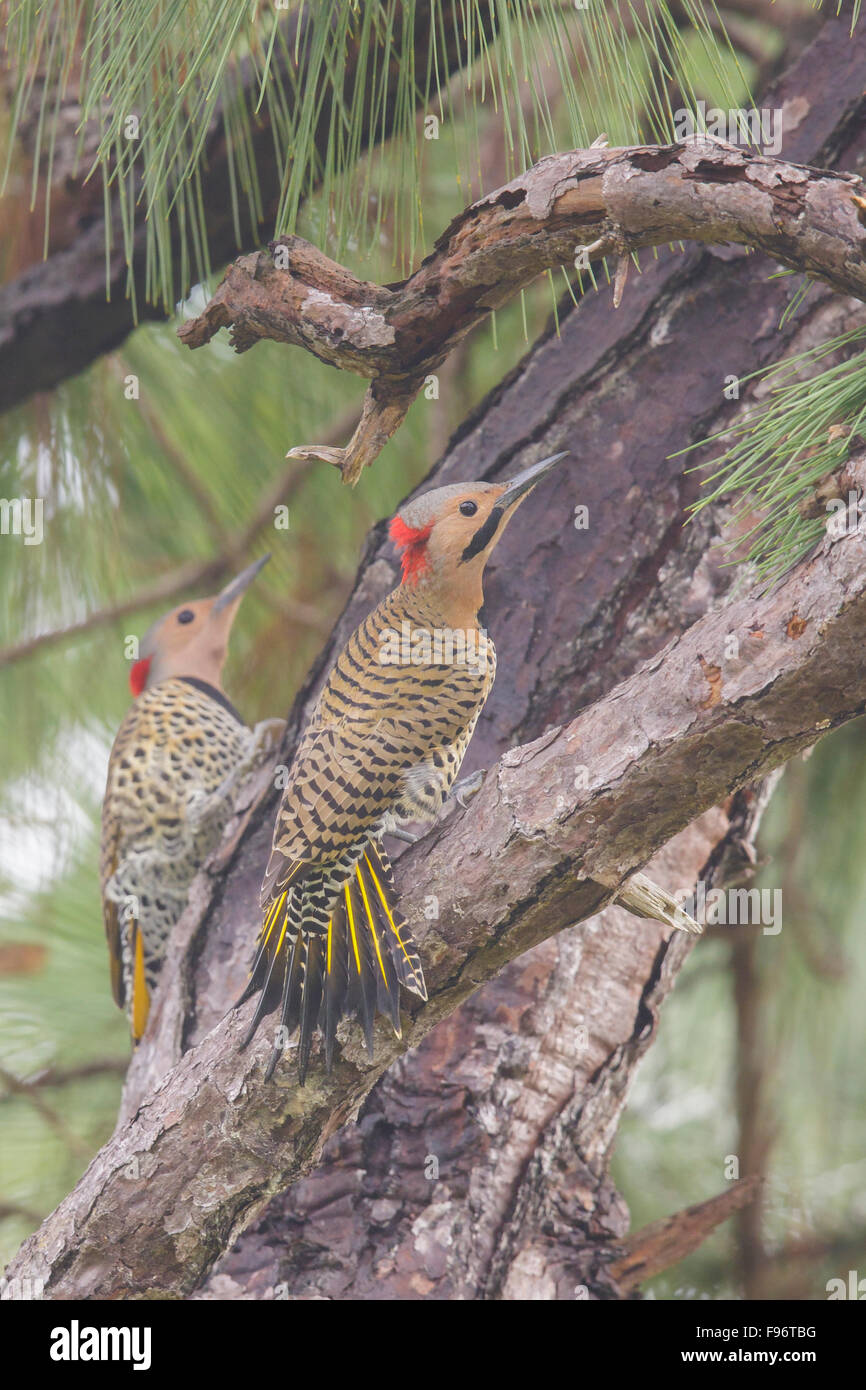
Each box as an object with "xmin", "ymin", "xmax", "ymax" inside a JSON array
[{"xmin": 397, "ymin": 481, "xmax": 496, "ymax": 530}]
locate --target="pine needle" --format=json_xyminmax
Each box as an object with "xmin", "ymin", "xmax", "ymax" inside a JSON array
[
  {"xmin": 2, "ymin": 0, "xmax": 749, "ymax": 311},
  {"xmin": 680, "ymin": 327, "xmax": 866, "ymax": 583}
]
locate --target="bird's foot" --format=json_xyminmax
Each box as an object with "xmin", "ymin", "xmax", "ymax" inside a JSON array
[
  {"xmin": 251, "ymin": 717, "xmax": 287, "ymax": 757},
  {"xmin": 387, "ymin": 826, "xmax": 420, "ymax": 845},
  {"xmin": 184, "ymin": 786, "xmax": 214, "ymax": 832},
  {"xmin": 452, "ymin": 768, "xmax": 485, "ymax": 810}
]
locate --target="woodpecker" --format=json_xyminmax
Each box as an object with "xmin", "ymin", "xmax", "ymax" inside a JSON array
[
  {"xmin": 241, "ymin": 453, "xmax": 559, "ymax": 1080},
  {"xmin": 242, "ymin": 453, "xmax": 699, "ymax": 1082},
  {"xmin": 100, "ymin": 556, "xmax": 283, "ymax": 1042}
]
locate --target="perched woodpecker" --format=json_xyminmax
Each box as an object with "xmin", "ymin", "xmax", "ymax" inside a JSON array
[
  {"xmin": 100, "ymin": 556, "xmax": 283, "ymax": 1042},
  {"xmin": 241, "ymin": 454, "xmax": 562, "ymax": 1080},
  {"xmin": 242, "ymin": 453, "xmax": 699, "ymax": 1082}
]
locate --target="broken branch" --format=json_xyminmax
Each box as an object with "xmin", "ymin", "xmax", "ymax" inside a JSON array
[{"xmin": 608, "ymin": 1177, "xmax": 762, "ymax": 1291}]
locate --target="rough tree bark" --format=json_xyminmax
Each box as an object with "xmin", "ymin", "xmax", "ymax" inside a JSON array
[{"xmin": 6, "ymin": 11, "xmax": 866, "ymax": 1301}]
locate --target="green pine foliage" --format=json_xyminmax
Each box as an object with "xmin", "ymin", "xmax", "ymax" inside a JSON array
[{"xmin": 683, "ymin": 327, "xmax": 866, "ymax": 583}]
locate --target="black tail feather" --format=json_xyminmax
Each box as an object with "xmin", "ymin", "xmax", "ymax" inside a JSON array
[
  {"xmin": 298, "ymin": 935, "xmax": 325, "ymax": 1083},
  {"xmin": 324, "ymin": 899, "xmax": 349, "ymax": 1071},
  {"xmin": 364, "ymin": 843, "xmax": 427, "ymax": 1001},
  {"xmin": 239, "ymin": 891, "xmax": 291, "ymax": 1049},
  {"xmin": 359, "ymin": 863, "xmax": 401, "ymax": 1035},
  {"xmin": 239, "ymin": 839, "xmax": 427, "ymax": 1081},
  {"xmin": 347, "ymin": 873, "xmax": 378, "ymax": 1056},
  {"xmin": 264, "ymin": 927, "xmax": 301, "ymax": 1082}
]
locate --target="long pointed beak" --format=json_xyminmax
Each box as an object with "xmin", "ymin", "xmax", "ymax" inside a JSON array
[
  {"xmin": 460, "ymin": 451, "xmax": 570, "ymax": 564},
  {"xmin": 498, "ymin": 451, "xmax": 570, "ymax": 510},
  {"xmin": 212, "ymin": 553, "xmax": 270, "ymax": 612}
]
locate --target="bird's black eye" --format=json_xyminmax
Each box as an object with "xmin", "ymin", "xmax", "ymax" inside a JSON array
[
  {"xmin": 177, "ymin": 609, "xmax": 195, "ymax": 625},
  {"xmin": 459, "ymin": 499, "xmax": 478, "ymax": 517}
]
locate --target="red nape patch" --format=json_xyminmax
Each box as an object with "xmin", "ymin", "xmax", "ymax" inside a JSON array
[
  {"xmin": 129, "ymin": 657, "xmax": 152, "ymax": 697},
  {"xmin": 389, "ymin": 515, "xmax": 432, "ymax": 585}
]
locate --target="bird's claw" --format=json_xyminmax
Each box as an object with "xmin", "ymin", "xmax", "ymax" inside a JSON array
[
  {"xmin": 387, "ymin": 826, "xmax": 420, "ymax": 845},
  {"xmin": 453, "ymin": 769, "xmax": 485, "ymax": 810},
  {"xmin": 252, "ymin": 717, "xmax": 286, "ymax": 757}
]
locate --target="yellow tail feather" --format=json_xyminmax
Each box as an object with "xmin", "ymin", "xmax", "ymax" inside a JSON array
[{"xmin": 131, "ymin": 923, "xmax": 151, "ymax": 1043}]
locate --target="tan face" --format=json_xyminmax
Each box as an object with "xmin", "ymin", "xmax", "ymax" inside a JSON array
[
  {"xmin": 420, "ymin": 484, "xmax": 514, "ymax": 576},
  {"xmin": 129, "ymin": 556, "xmax": 269, "ymax": 696},
  {"xmin": 390, "ymin": 453, "xmax": 569, "ymax": 592}
]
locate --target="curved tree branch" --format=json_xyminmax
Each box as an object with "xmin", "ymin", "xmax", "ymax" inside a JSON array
[
  {"xmin": 607, "ymin": 1177, "xmax": 762, "ymax": 1294},
  {"xmin": 180, "ymin": 136, "xmax": 866, "ymax": 482}
]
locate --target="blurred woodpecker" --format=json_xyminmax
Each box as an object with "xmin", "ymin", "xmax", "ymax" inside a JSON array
[{"xmin": 100, "ymin": 556, "xmax": 284, "ymax": 1042}]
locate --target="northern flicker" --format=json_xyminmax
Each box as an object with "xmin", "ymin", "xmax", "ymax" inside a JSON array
[
  {"xmin": 241, "ymin": 453, "xmax": 699, "ymax": 1081},
  {"xmin": 100, "ymin": 556, "xmax": 284, "ymax": 1042},
  {"xmin": 240, "ymin": 450, "xmax": 700, "ymax": 1078}
]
